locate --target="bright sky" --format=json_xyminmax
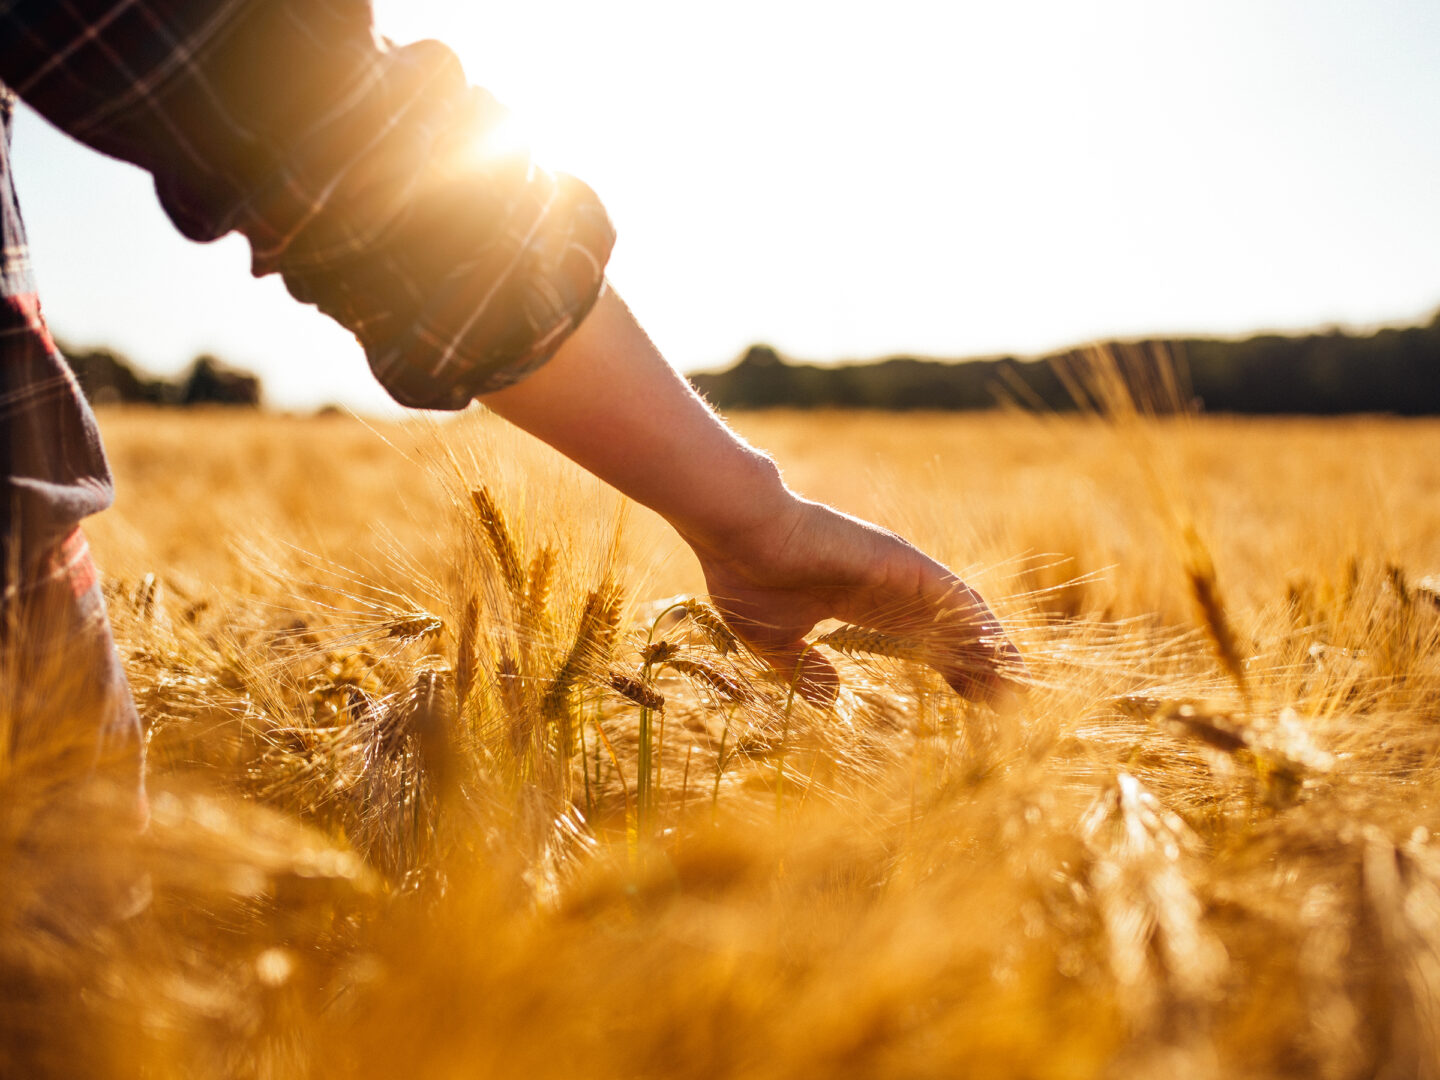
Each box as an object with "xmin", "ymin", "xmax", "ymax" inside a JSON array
[{"xmin": 12, "ymin": 0, "xmax": 1440, "ymax": 413}]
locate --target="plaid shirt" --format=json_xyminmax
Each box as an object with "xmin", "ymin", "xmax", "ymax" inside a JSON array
[{"xmin": 0, "ymin": 0, "xmax": 615, "ymax": 581}]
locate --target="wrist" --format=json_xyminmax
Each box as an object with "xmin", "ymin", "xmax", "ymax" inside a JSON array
[
  {"xmin": 667, "ymin": 448, "xmax": 800, "ymax": 564},
  {"xmin": 479, "ymin": 287, "xmax": 805, "ymax": 564}
]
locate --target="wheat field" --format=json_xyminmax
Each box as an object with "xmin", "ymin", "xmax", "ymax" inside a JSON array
[{"xmin": 5, "ymin": 402, "xmax": 1440, "ymax": 1079}]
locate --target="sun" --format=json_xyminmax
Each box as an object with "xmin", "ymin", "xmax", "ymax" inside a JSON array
[{"xmin": 370, "ymin": 3, "xmax": 616, "ymax": 183}]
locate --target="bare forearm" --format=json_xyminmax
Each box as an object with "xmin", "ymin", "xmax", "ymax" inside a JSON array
[
  {"xmin": 480, "ymin": 285, "xmax": 1024, "ymax": 703},
  {"xmin": 480, "ymin": 286, "xmax": 794, "ymax": 554}
]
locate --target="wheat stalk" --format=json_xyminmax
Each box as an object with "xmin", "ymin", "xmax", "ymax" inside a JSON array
[
  {"xmin": 454, "ymin": 594, "xmax": 479, "ymax": 709},
  {"xmin": 1160, "ymin": 700, "xmax": 1251, "ymax": 755},
  {"xmin": 494, "ymin": 649, "xmax": 534, "ymax": 763},
  {"xmin": 1132, "ymin": 698, "xmax": 1333, "ymax": 800},
  {"xmin": 664, "ymin": 657, "xmax": 750, "ymax": 703},
  {"xmin": 606, "ymin": 669, "xmax": 664, "ymax": 711},
  {"xmin": 405, "ymin": 667, "xmax": 454, "ymax": 799},
  {"xmin": 470, "ymin": 486, "xmax": 525, "ymax": 598},
  {"xmin": 1387, "ymin": 563, "xmax": 1413, "ymax": 607},
  {"xmin": 522, "ymin": 545, "xmax": 557, "ymax": 632},
  {"xmin": 1415, "ymin": 574, "xmax": 1440, "ymax": 610},
  {"xmin": 384, "ymin": 610, "xmax": 444, "ymax": 644},
  {"xmin": 815, "ymin": 624, "xmax": 933, "ymax": 664},
  {"xmin": 1181, "ymin": 525, "xmax": 1250, "ymax": 709},
  {"xmin": 132, "ymin": 572, "xmax": 160, "ymax": 620},
  {"xmin": 684, "ymin": 600, "xmax": 742, "ymax": 656},
  {"xmin": 641, "ymin": 640, "xmax": 678, "ymax": 666},
  {"xmin": 542, "ymin": 580, "xmax": 623, "ymax": 724},
  {"xmin": 1081, "ymin": 772, "xmax": 1226, "ymax": 1024}
]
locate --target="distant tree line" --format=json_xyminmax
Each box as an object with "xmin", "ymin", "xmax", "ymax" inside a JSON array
[
  {"xmin": 61, "ymin": 342, "xmax": 261, "ymax": 407},
  {"xmin": 59, "ymin": 305, "xmax": 1440, "ymax": 414},
  {"xmin": 689, "ymin": 308, "xmax": 1440, "ymax": 414}
]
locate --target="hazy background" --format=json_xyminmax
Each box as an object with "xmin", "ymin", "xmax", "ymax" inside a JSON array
[{"xmin": 11, "ymin": 0, "xmax": 1440, "ymax": 414}]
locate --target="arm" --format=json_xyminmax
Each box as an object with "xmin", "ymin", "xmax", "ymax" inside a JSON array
[
  {"xmin": 2, "ymin": 1, "xmax": 1021, "ymax": 698},
  {"xmin": 483, "ymin": 288, "xmax": 1025, "ymax": 703}
]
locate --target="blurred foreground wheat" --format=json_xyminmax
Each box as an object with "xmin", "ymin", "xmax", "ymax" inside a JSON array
[{"xmin": 4, "ymin": 404, "xmax": 1440, "ymax": 1079}]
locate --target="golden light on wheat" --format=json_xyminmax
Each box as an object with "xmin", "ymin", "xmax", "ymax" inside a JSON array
[{"xmin": 3, "ymin": 390, "xmax": 1440, "ymax": 1077}]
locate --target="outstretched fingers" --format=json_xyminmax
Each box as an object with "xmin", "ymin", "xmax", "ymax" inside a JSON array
[
  {"xmin": 693, "ymin": 501, "xmax": 1026, "ymax": 707},
  {"xmin": 914, "ymin": 575, "xmax": 1029, "ymax": 707},
  {"xmin": 827, "ymin": 555, "xmax": 1029, "ymax": 707}
]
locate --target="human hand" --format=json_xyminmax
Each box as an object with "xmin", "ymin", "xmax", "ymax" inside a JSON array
[
  {"xmin": 684, "ymin": 494, "xmax": 1026, "ymax": 706},
  {"xmin": 480, "ymin": 288, "xmax": 1023, "ymax": 704}
]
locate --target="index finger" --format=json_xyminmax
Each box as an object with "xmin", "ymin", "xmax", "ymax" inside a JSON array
[
  {"xmin": 925, "ymin": 577, "xmax": 1029, "ymax": 705},
  {"xmin": 824, "ymin": 569, "xmax": 1028, "ymax": 706}
]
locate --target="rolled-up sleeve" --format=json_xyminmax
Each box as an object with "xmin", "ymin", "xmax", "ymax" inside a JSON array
[{"xmin": 0, "ymin": 0, "xmax": 615, "ymax": 409}]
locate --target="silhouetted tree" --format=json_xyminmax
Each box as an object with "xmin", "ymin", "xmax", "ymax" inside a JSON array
[{"xmin": 690, "ymin": 307, "xmax": 1440, "ymax": 415}]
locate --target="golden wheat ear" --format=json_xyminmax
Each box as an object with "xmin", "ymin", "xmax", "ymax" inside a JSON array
[
  {"xmin": 469, "ymin": 486, "xmax": 524, "ymax": 598},
  {"xmin": 383, "ymin": 609, "xmax": 444, "ymax": 644},
  {"xmin": 542, "ymin": 579, "xmax": 623, "ymax": 719},
  {"xmin": 453, "ymin": 594, "xmax": 479, "ymax": 709},
  {"xmin": 1181, "ymin": 525, "xmax": 1250, "ymax": 709},
  {"xmin": 814, "ymin": 624, "xmax": 934, "ymax": 664},
  {"xmin": 521, "ymin": 546, "xmax": 557, "ymax": 632},
  {"xmin": 663, "ymin": 657, "xmax": 750, "ymax": 704},
  {"xmin": 814, "ymin": 621, "xmax": 1026, "ymax": 705},
  {"xmin": 606, "ymin": 669, "xmax": 664, "ymax": 711},
  {"xmin": 683, "ymin": 599, "xmax": 743, "ymax": 656}
]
